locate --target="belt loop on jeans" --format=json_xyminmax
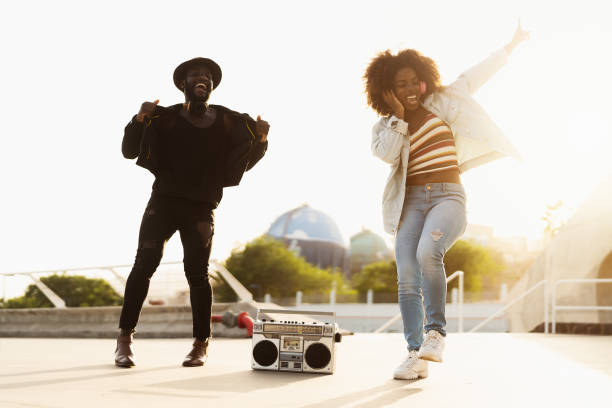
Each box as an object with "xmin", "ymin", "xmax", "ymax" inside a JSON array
[{"xmin": 442, "ymin": 183, "xmax": 447, "ymax": 193}]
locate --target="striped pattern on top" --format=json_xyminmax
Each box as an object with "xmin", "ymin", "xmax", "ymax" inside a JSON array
[{"xmin": 407, "ymin": 114, "xmax": 458, "ymax": 177}]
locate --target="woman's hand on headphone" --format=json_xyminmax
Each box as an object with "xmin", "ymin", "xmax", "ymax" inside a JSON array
[{"xmin": 383, "ymin": 90, "xmax": 404, "ymax": 120}]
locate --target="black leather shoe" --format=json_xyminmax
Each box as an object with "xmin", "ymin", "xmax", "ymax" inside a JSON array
[
  {"xmin": 115, "ymin": 334, "xmax": 135, "ymax": 368},
  {"xmin": 182, "ymin": 338, "xmax": 209, "ymax": 367}
]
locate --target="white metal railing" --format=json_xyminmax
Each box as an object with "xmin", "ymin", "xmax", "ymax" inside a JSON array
[
  {"xmin": 0, "ymin": 260, "xmax": 253, "ymax": 307},
  {"xmin": 374, "ymin": 270, "xmax": 464, "ymax": 333},
  {"xmin": 6, "ymin": 263, "xmax": 608, "ymax": 333},
  {"xmin": 469, "ymin": 280, "xmax": 548, "ymax": 333},
  {"xmin": 552, "ymin": 278, "xmax": 612, "ymax": 334}
]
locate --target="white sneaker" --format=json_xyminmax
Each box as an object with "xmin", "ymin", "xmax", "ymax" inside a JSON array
[
  {"xmin": 393, "ymin": 350, "xmax": 428, "ymax": 380},
  {"xmin": 418, "ymin": 330, "xmax": 445, "ymax": 362}
]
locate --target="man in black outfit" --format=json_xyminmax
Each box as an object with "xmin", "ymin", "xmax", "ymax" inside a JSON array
[{"xmin": 116, "ymin": 57, "xmax": 269, "ymax": 368}]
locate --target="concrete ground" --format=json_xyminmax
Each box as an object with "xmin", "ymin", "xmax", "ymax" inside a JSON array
[{"xmin": 1, "ymin": 333, "xmax": 610, "ymax": 408}]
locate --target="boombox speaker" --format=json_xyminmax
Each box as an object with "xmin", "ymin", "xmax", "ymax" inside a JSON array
[{"xmin": 251, "ymin": 308, "xmax": 341, "ymax": 374}]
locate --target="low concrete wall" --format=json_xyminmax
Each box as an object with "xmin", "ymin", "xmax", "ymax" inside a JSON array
[{"xmin": 0, "ymin": 302, "xmax": 265, "ymax": 338}]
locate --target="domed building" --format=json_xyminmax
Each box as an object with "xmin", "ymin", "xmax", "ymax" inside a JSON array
[
  {"xmin": 267, "ymin": 204, "xmax": 348, "ymax": 272},
  {"xmin": 349, "ymin": 228, "xmax": 393, "ymax": 276}
]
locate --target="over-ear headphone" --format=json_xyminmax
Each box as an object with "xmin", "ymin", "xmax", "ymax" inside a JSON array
[{"xmin": 420, "ymin": 81, "xmax": 427, "ymax": 95}]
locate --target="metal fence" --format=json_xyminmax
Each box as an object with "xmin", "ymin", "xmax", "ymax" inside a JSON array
[
  {"xmin": 3, "ymin": 264, "xmax": 611, "ymax": 335},
  {"xmin": 552, "ymin": 278, "xmax": 612, "ymax": 333},
  {"xmin": 0, "ymin": 260, "xmax": 253, "ymax": 308}
]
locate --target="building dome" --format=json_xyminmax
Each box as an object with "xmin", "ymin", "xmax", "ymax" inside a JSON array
[
  {"xmin": 267, "ymin": 204, "xmax": 345, "ymax": 247},
  {"xmin": 267, "ymin": 204, "xmax": 347, "ymax": 271},
  {"xmin": 350, "ymin": 228, "xmax": 389, "ymax": 256},
  {"xmin": 349, "ymin": 228, "xmax": 393, "ymax": 277}
]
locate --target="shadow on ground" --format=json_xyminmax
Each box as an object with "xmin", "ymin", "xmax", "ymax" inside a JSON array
[
  {"xmin": 0, "ymin": 365, "xmax": 179, "ymax": 390},
  {"xmin": 149, "ymin": 370, "xmax": 315, "ymax": 393},
  {"xmin": 143, "ymin": 372, "xmax": 422, "ymax": 407},
  {"xmin": 298, "ymin": 380, "xmax": 422, "ymax": 408}
]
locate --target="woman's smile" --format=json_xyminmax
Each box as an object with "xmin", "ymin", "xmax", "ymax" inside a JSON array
[{"xmin": 394, "ymin": 67, "xmax": 421, "ymax": 111}]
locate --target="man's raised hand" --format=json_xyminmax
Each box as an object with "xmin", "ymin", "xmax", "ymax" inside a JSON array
[
  {"xmin": 255, "ymin": 115, "xmax": 270, "ymax": 142},
  {"xmin": 136, "ymin": 99, "xmax": 160, "ymax": 123}
]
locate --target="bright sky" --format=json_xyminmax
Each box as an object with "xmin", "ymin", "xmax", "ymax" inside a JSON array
[{"xmin": 2, "ymin": 0, "xmax": 612, "ymax": 297}]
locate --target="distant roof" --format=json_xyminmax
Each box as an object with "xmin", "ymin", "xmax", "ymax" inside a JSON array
[
  {"xmin": 350, "ymin": 228, "xmax": 389, "ymax": 255},
  {"xmin": 267, "ymin": 204, "xmax": 345, "ymax": 247}
]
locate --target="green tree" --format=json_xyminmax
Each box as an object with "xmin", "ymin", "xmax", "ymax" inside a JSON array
[
  {"xmin": 352, "ymin": 261, "xmax": 397, "ymax": 293},
  {"xmin": 351, "ymin": 261, "xmax": 398, "ymax": 302},
  {"xmin": 1, "ymin": 274, "xmax": 123, "ymax": 308},
  {"xmin": 350, "ymin": 239, "xmax": 506, "ymax": 300},
  {"xmin": 541, "ymin": 200, "xmax": 564, "ymax": 242},
  {"xmin": 444, "ymin": 239, "xmax": 506, "ymax": 295},
  {"xmin": 214, "ymin": 236, "xmax": 351, "ymax": 302}
]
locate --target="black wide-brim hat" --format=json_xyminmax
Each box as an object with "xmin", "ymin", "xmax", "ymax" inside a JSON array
[{"xmin": 173, "ymin": 57, "xmax": 222, "ymax": 91}]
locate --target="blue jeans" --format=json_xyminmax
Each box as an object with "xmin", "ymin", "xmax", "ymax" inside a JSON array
[{"xmin": 395, "ymin": 183, "xmax": 467, "ymax": 350}]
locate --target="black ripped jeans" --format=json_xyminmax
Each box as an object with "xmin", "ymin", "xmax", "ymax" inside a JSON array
[{"xmin": 119, "ymin": 194, "xmax": 214, "ymax": 340}]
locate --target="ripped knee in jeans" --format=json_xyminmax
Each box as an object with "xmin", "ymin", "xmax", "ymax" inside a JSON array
[
  {"xmin": 196, "ymin": 221, "xmax": 214, "ymax": 247},
  {"xmin": 430, "ymin": 229, "xmax": 444, "ymax": 242}
]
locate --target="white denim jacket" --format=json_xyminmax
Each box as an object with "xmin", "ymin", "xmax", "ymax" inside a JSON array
[{"xmin": 371, "ymin": 48, "xmax": 521, "ymax": 235}]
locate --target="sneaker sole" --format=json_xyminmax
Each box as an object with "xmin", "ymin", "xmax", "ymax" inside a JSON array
[
  {"xmin": 393, "ymin": 371, "xmax": 428, "ymax": 380},
  {"xmin": 417, "ymin": 352, "xmax": 442, "ymax": 363},
  {"xmin": 393, "ymin": 365, "xmax": 428, "ymax": 380}
]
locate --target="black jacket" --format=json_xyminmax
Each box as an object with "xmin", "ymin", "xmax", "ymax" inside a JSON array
[{"xmin": 121, "ymin": 104, "xmax": 268, "ymax": 188}]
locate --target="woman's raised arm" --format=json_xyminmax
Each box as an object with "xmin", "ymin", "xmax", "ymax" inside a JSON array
[
  {"xmin": 505, "ymin": 18, "xmax": 530, "ymax": 56},
  {"xmin": 450, "ymin": 19, "xmax": 530, "ymax": 95}
]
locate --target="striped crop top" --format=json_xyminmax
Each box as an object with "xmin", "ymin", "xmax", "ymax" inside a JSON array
[{"xmin": 407, "ymin": 113, "xmax": 459, "ymax": 177}]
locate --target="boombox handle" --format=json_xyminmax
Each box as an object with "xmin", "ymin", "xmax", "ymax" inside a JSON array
[{"xmin": 256, "ymin": 308, "xmax": 336, "ymax": 324}]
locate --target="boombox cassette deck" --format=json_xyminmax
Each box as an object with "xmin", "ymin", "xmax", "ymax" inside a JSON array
[{"xmin": 251, "ymin": 309, "xmax": 341, "ymax": 374}]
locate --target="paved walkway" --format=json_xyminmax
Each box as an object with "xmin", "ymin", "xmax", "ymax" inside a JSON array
[{"xmin": 1, "ymin": 333, "xmax": 610, "ymax": 408}]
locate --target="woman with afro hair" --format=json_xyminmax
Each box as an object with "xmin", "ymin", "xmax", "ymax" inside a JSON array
[{"xmin": 364, "ymin": 20, "xmax": 529, "ymax": 380}]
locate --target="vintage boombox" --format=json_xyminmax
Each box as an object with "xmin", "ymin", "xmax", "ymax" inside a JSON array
[{"xmin": 251, "ymin": 308, "xmax": 341, "ymax": 374}]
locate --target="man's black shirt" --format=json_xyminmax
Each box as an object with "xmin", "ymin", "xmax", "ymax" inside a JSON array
[
  {"xmin": 153, "ymin": 112, "xmax": 227, "ymax": 205},
  {"xmin": 122, "ymin": 104, "xmax": 268, "ymax": 209}
]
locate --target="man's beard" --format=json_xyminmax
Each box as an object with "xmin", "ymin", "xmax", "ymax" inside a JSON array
[{"xmin": 185, "ymin": 86, "xmax": 210, "ymax": 114}]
